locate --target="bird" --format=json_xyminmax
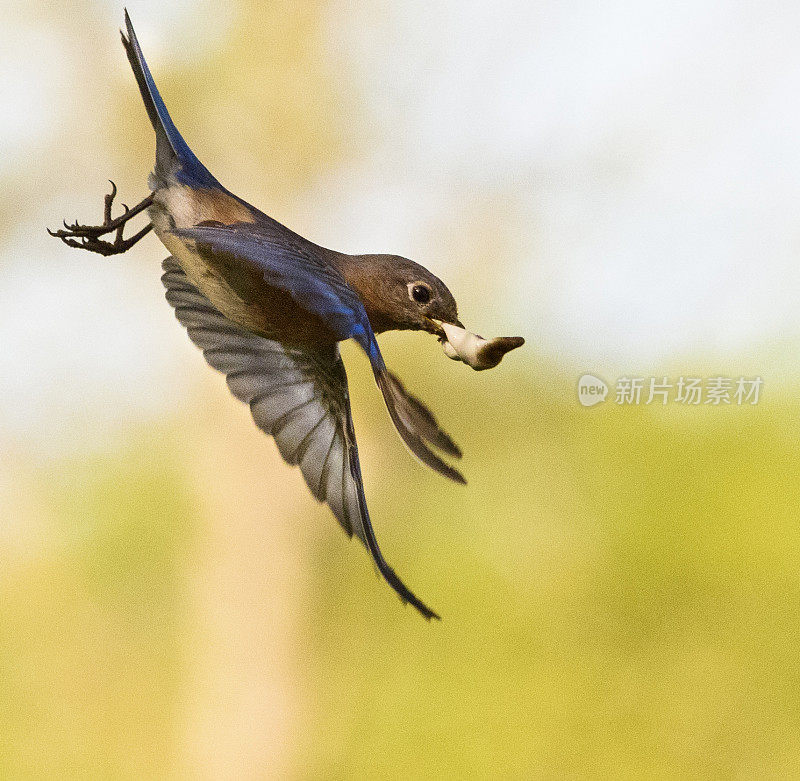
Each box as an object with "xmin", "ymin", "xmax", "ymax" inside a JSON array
[{"xmin": 50, "ymin": 11, "xmax": 523, "ymax": 619}]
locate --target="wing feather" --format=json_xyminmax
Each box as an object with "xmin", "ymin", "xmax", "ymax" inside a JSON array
[
  {"xmin": 170, "ymin": 222, "xmax": 373, "ymax": 348},
  {"xmin": 170, "ymin": 221, "xmax": 464, "ymax": 484},
  {"xmin": 161, "ymin": 256, "xmax": 438, "ymax": 618}
]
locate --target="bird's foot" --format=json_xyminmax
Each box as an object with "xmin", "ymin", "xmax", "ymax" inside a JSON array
[{"xmin": 48, "ymin": 181, "xmax": 154, "ymax": 256}]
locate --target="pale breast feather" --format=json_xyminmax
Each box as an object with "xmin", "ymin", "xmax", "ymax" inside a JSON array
[{"xmin": 148, "ymin": 181, "xmax": 261, "ymax": 323}]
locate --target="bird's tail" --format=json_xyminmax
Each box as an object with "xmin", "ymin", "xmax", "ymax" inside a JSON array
[{"xmin": 120, "ymin": 10, "xmax": 218, "ymax": 188}]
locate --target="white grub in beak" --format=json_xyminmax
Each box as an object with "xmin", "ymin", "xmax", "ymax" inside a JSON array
[{"xmin": 437, "ymin": 321, "xmax": 524, "ymax": 371}]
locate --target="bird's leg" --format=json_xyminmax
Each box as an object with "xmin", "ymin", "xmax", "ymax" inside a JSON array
[{"xmin": 48, "ymin": 181, "xmax": 154, "ymax": 256}]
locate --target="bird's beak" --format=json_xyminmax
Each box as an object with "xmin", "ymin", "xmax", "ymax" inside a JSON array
[{"xmin": 423, "ymin": 316, "xmax": 464, "ymax": 337}]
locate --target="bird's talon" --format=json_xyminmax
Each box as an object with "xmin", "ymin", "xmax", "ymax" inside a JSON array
[{"xmin": 49, "ymin": 189, "xmax": 154, "ymax": 256}]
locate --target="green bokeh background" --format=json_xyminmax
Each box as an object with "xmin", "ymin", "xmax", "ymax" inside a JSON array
[{"xmin": 3, "ymin": 1, "xmax": 800, "ymax": 777}]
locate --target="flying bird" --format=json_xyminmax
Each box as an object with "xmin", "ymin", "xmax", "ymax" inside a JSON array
[{"xmin": 50, "ymin": 11, "xmax": 523, "ymax": 619}]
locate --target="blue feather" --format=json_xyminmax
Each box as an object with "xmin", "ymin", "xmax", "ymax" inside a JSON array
[
  {"xmin": 171, "ymin": 223, "xmax": 380, "ymax": 356},
  {"xmin": 122, "ymin": 10, "xmax": 219, "ymax": 188}
]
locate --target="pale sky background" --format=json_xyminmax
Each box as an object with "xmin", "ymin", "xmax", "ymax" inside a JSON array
[{"xmin": 2, "ymin": 0, "xmax": 800, "ymax": 455}]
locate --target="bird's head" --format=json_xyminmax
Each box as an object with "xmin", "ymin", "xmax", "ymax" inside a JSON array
[{"xmin": 342, "ymin": 254, "xmax": 463, "ymax": 336}]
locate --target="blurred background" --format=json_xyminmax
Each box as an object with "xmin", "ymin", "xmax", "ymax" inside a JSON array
[{"xmin": 3, "ymin": 0, "xmax": 800, "ymax": 776}]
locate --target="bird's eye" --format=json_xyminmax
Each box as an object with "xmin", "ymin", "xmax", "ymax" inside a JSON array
[{"xmin": 409, "ymin": 283, "xmax": 432, "ymax": 304}]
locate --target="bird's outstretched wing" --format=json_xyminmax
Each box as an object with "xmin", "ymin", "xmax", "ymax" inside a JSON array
[
  {"xmin": 161, "ymin": 257, "xmax": 439, "ymax": 619},
  {"xmin": 172, "ymin": 220, "xmax": 465, "ymax": 483}
]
